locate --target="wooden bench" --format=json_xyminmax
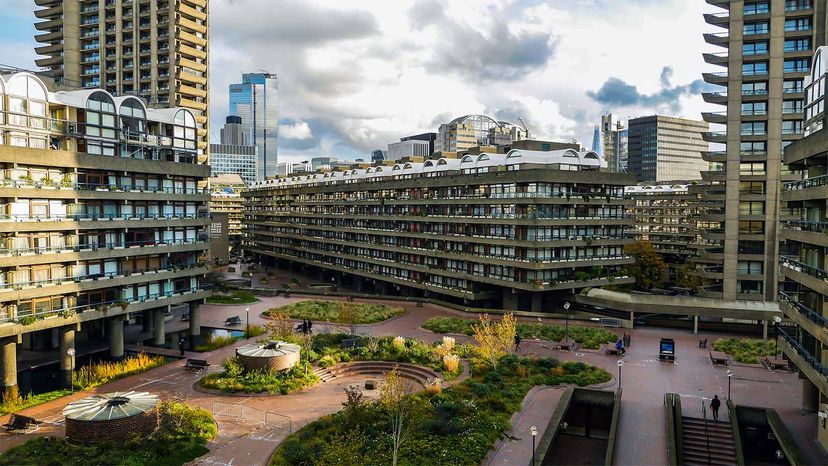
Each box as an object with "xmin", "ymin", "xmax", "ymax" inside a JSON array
[
  {"xmin": 763, "ymin": 356, "xmax": 789, "ymax": 371},
  {"xmin": 3, "ymin": 414, "xmax": 40, "ymax": 433},
  {"xmin": 184, "ymin": 359, "xmax": 209, "ymax": 372},
  {"xmin": 225, "ymin": 316, "xmax": 242, "ymax": 326},
  {"xmin": 710, "ymin": 351, "xmax": 730, "ymax": 365},
  {"xmin": 599, "ymin": 344, "xmax": 622, "ymax": 356}
]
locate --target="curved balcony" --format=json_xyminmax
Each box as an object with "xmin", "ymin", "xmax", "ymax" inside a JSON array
[
  {"xmin": 35, "ymin": 55, "xmax": 63, "ymax": 67},
  {"xmin": 702, "ymin": 131, "xmax": 727, "ymax": 143},
  {"xmin": 702, "ymin": 150, "xmax": 726, "ymax": 162},
  {"xmin": 34, "ymin": 4, "xmax": 62, "ymax": 19},
  {"xmin": 702, "ymin": 92, "xmax": 727, "ymax": 105},
  {"xmin": 34, "ymin": 18, "xmax": 63, "ymax": 32},
  {"xmin": 703, "ymin": 11, "xmax": 729, "ymax": 27},
  {"xmin": 701, "ymin": 170, "xmax": 726, "ymax": 182},
  {"xmin": 702, "ymin": 111, "xmax": 727, "ymax": 124},
  {"xmin": 703, "ymin": 32, "xmax": 729, "ymax": 47},
  {"xmin": 703, "ymin": 52, "xmax": 728, "ymax": 66},
  {"xmin": 702, "ymin": 71, "xmax": 728, "ymax": 86},
  {"xmin": 705, "ymin": 0, "xmax": 729, "ymax": 7}
]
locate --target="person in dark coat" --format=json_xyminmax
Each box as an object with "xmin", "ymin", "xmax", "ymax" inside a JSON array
[
  {"xmin": 178, "ymin": 333, "xmax": 186, "ymax": 355},
  {"xmin": 306, "ymin": 319, "xmax": 313, "ymax": 334},
  {"xmin": 710, "ymin": 395, "xmax": 721, "ymax": 421},
  {"xmin": 514, "ymin": 334, "xmax": 522, "ymax": 352}
]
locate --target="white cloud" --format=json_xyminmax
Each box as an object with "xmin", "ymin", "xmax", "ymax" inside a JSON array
[{"xmin": 279, "ymin": 121, "xmax": 314, "ymax": 140}]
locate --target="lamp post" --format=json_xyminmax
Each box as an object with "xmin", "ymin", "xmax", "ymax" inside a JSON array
[
  {"xmin": 66, "ymin": 347, "xmax": 75, "ymax": 395},
  {"xmin": 616, "ymin": 359, "xmax": 624, "ymax": 389},
  {"xmin": 726, "ymin": 369, "xmax": 733, "ymax": 400},
  {"xmin": 246, "ymin": 306, "xmax": 250, "ymax": 339},
  {"xmin": 530, "ymin": 425, "xmax": 537, "ymax": 465},
  {"xmin": 563, "ymin": 301, "xmax": 571, "ymax": 343},
  {"xmin": 773, "ymin": 315, "xmax": 782, "ymax": 358}
]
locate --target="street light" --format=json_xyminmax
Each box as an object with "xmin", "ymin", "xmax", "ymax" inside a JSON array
[
  {"xmin": 773, "ymin": 315, "xmax": 782, "ymax": 358},
  {"xmin": 726, "ymin": 369, "xmax": 733, "ymax": 400},
  {"xmin": 616, "ymin": 359, "xmax": 624, "ymax": 389},
  {"xmin": 66, "ymin": 347, "xmax": 75, "ymax": 395},
  {"xmin": 245, "ymin": 306, "xmax": 250, "ymax": 339},
  {"xmin": 530, "ymin": 425, "xmax": 538, "ymax": 465},
  {"xmin": 563, "ymin": 301, "xmax": 571, "ymax": 343}
]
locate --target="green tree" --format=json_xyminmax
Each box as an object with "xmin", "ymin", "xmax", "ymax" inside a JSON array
[{"xmin": 624, "ymin": 240, "xmax": 667, "ymax": 290}]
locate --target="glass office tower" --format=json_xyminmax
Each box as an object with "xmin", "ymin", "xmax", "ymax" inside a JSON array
[{"xmin": 229, "ymin": 73, "xmax": 278, "ymax": 181}]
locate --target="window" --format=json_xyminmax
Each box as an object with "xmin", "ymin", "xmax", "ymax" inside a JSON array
[
  {"xmin": 744, "ymin": 22, "xmax": 769, "ymax": 34},
  {"xmin": 743, "ymin": 41, "xmax": 768, "ymax": 55},
  {"xmin": 745, "ymin": 2, "xmax": 770, "ymax": 14},
  {"xmin": 785, "ymin": 0, "xmax": 813, "ymax": 11},
  {"xmin": 741, "ymin": 101, "xmax": 767, "ymax": 115},
  {"xmin": 782, "ymin": 120, "xmax": 803, "ymax": 134},
  {"xmin": 784, "ymin": 58, "xmax": 810, "ymax": 73},
  {"xmin": 784, "ymin": 79, "xmax": 804, "ymax": 93},
  {"xmin": 784, "ymin": 17, "xmax": 811, "ymax": 31},
  {"xmin": 739, "ymin": 162, "xmax": 765, "ymax": 175},
  {"xmin": 782, "ymin": 100, "xmax": 803, "ymax": 114},
  {"xmin": 739, "ymin": 181, "xmax": 765, "ymax": 194},
  {"xmin": 738, "ymin": 281, "xmax": 763, "ymax": 294},
  {"xmin": 740, "ymin": 141, "xmax": 766, "ymax": 155},
  {"xmin": 743, "ymin": 81, "xmax": 768, "ymax": 95},
  {"xmin": 784, "ymin": 38, "xmax": 810, "ymax": 52},
  {"xmin": 739, "ymin": 201, "xmax": 765, "ymax": 215},
  {"xmin": 738, "ymin": 221, "xmax": 764, "ymax": 234},
  {"xmin": 743, "ymin": 62, "xmax": 768, "ymax": 75},
  {"xmin": 741, "ymin": 121, "xmax": 766, "ymax": 135}
]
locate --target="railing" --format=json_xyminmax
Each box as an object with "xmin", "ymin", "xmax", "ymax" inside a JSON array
[
  {"xmin": 779, "ymin": 327, "xmax": 828, "ymax": 376},
  {"xmin": 0, "ymin": 262, "xmax": 206, "ymax": 292},
  {"xmin": 0, "ymin": 238, "xmax": 204, "ymax": 257},
  {"xmin": 0, "ymin": 213, "xmax": 207, "ymax": 222},
  {"xmin": 782, "ymin": 219, "xmax": 828, "ymax": 232},
  {"xmin": 0, "ymin": 284, "xmax": 212, "ymax": 324},
  {"xmin": 778, "ymin": 291, "xmax": 828, "ymax": 327},
  {"xmin": 0, "ymin": 180, "xmax": 208, "ymax": 194},
  {"xmin": 780, "ymin": 256, "xmax": 828, "ymax": 280},
  {"xmin": 783, "ymin": 173, "xmax": 828, "ymax": 191},
  {"xmin": 702, "ymin": 400, "xmax": 712, "ymax": 465}
]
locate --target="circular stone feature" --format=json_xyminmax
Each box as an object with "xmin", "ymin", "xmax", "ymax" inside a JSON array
[
  {"xmin": 236, "ymin": 340, "xmax": 301, "ymax": 372},
  {"xmin": 63, "ymin": 391, "xmax": 159, "ymax": 444}
]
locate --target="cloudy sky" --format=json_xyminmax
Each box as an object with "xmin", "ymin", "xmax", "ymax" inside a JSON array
[{"xmin": 3, "ymin": 0, "xmax": 720, "ymax": 163}]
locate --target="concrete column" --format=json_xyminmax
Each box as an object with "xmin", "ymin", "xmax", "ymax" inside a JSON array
[
  {"xmin": 0, "ymin": 336, "xmax": 18, "ymax": 396},
  {"xmin": 153, "ymin": 308, "xmax": 166, "ymax": 345},
  {"xmin": 693, "ymin": 315, "xmax": 699, "ymax": 335},
  {"xmin": 502, "ymin": 290, "xmax": 519, "ymax": 310},
  {"xmin": 762, "ymin": 320, "xmax": 769, "ymax": 340},
  {"xmin": 627, "ymin": 311, "xmax": 636, "ymax": 329},
  {"xmin": 189, "ymin": 302, "xmax": 201, "ymax": 337},
  {"xmin": 802, "ymin": 377, "xmax": 820, "ymax": 413},
  {"xmin": 142, "ymin": 310, "xmax": 152, "ymax": 332},
  {"xmin": 108, "ymin": 317, "xmax": 124, "ymax": 360},
  {"xmin": 59, "ymin": 326, "xmax": 76, "ymax": 388},
  {"xmin": 531, "ymin": 293, "xmax": 543, "ymax": 312}
]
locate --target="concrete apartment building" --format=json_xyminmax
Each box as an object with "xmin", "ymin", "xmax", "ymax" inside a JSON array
[
  {"xmin": 436, "ymin": 114, "xmax": 529, "ymax": 154},
  {"xmin": 779, "ymin": 46, "xmax": 828, "ymax": 451},
  {"xmin": 208, "ymin": 173, "xmax": 246, "ymax": 260},
  {"xmin": 243, "ymin": 149, "xmax": 636, "ymax": 311},
  {"xmin": 0, "ymin": 72, "xmax": 210, "ymax": 396},
  {"xmin": 699, "ymin": 0, "xmax": 822, "ymax": 302},
  {"xmin": 210, "ymin": 116, "xmax": 257, "ymax": 186},
  {"xmin": 626, "ymin": 183, "xmax": 703, "ymax": 283},
  {"xmin": 626, "ymin": 115, "xmax": 709, "ymax": 182},
  {"xmin": 32, "ymin": 0, "xmax": 210, "ymax": 162}
]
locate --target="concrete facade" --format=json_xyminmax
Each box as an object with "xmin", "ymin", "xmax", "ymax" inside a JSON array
[{"xmin": 626, "ymin": 115, "xmax": 709, "ymax": 182}]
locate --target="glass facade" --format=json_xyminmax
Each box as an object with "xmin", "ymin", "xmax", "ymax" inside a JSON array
[{"xmin": 229, "ymin": 73, "xmax": 278, "ymax": 181}]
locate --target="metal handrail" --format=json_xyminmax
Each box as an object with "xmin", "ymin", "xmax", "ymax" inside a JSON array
[
  {"xmin": 780, "ymin": 256, "xmax": 828, "ymax": 280},
  {"xmin": 778, "ymin": 291, "xmax": 828, "ymax": 327},
  {"xmin": 702, "ymin": 400, "xmax": 712, "ymax": 465},
  {"xmin": 0, "ymin": 262, "xmax": 206, "ymax": 291},
  {"xmin": 0, "ymin": 213, "xmax": 207, "ymax": 221},
  {"xmin": 0, "ymin": 237, "xmax": 204, "ymax": 256}
]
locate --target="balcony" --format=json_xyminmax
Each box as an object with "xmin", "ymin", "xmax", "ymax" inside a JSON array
[
  {"xmin": 703, "ymin": 11, "xmax": 729, "ymax": 27},
  {"xmin": 34, "ymin": 4, "xmax": 62, "ymax": 19},
  {"xmin": 778, "ymin": 292, "xmax": 828, "ymax": 344},
  {"xmin": 703, "ymin": 52, "xmax": 728, "ymax": 66},
  {"xmin": 703, "ymin": 31, "xmax": 729, "ymax": 47},
  {"xmin": 35, "ymin": 18, "xmax": 63, "ymax": 32},
  {"xmin": 777, "ymin": 329, "xmax": 828, "ymax": 396},
  {"xmin": 782, "ymin": 173, "xmax": 828, "ymax": 202},
  {"xmin": 701, "ymin": 111, "xmax": 726, "ymax": 124},
  {"xmin": 702, "ymin": 71, "xmax": 728, "ymax": 86},
  {"xmin": 702, "ymin": 131, "xmax": 727, "ymax": 143},
  {"xmin": 702, "ymin": 92, "xmax": 727, "ymax": 105}
]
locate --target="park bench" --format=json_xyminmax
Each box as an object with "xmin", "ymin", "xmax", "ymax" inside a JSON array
[
  {"xmin": 341, "ymin": 338, "xmax": 363, "ymax": 349},
  {"xmin": 225, "ymin": 316, "xmax": 242, "ymax": 326},
  {"xmin": 599, "ymin": 344, "xmax": 622, "ymax": 356},
  {"xmin": 184, "ymin": 359, "xmax": 209, "ymax": 372},
  {"xmin": 763, "ymin": 356, "xmax": 789, "ymax": 371},
  {"xmin": 709, "ymin": 351, "xmax": 730, "ymax": 366},
  {"xmin": 554, "ymin": 339, "xmax": 578, "ymax": 351},
  {"xmin": 3, "ymin": 414, "xmax": 41, "ymax": 433}
]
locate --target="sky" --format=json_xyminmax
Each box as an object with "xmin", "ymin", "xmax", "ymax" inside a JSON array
[{"xmin": 2, "ymin": 0, "xmax": 721, "ymax": 163}]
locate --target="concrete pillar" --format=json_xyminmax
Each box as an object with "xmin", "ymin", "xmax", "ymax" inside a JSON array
[
  {"xmin": 627, "ymin": 311, "xmax": 636, "ymax": 330},
  {"xmin": 693, "ymin": 315, "xmax": 699, "ymax": 335},
  {"xmin": 802, "ymin": 377, "xmax": 820, "ymax": 413},
  {"xmin": 108, "ymin": 317, "xmax": 124, "ymax": 360},
  {"xmin": 762, "ymin": 320, "xmax": 769, "ymax": 340},
  {"xmin": 531, "ymin": 293, "xmax": 543, "ymax": 312},
  {"xmin": 502, "ymin": 290, "xmax": 519, "ymax": 310},
  {"xmin": 1, "ymin": 336, "xmax": 19, "ymax": 396},
  {"xmin": 59, "ymin": 326, "xmax": 76, "ymax": 388},
  {"xmin": 142, "ymin": 310, "xmax": 152, "ymax": 332},
  {"xmin": 153, "ymin": 308, "xmax": 166, "ymax": 345},
  {"xmin": 189, "ymin": 302, "xmax": 201, "ymax": 337}
]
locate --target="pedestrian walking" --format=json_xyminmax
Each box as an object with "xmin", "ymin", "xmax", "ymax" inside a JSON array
[
  {"xmin": 615, "ymin": 338, "xmax": 626, "ymax": 355},
  {"xmin": 514, "ymin": 334, "xmax": 522, "ymax": 352},
  {"xmin": 710, "ymin": 395, "xmax": 721, "ymax": 421},
  {"xmin": 178, "ymin": 333, "xmax": 186, "ymax": 356},
  {"xmin": 306, "ymin": 319, "xmax": 313, "ymax": 335},
  {"xmin": 623, "ymin": 332, "xmax": 631, "ymax": 348}
]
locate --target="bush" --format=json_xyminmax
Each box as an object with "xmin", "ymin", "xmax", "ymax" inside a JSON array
[
  {"xmin": 0, "ymin": 401, "xmax": 216, "ymax": 466},
  {"xmin": 713, "ymin": 338, "xmax": 776, "ymax": 363},
  {"xmin": 206, "ymin": 291, "xmax": 258, "ymax": 304},
  {"xmin": 264, "ymin": 300, "xmax": 404, "ymax": 324},
  {"xmin": 72, "ymin": 353, "xmax": 165, "ymax": 390},
  {"xmin": 0, "ymin": 389, "xmax": 71, "ymax": 415},
  {"xmin": 200, "ymin": 357, "xmax": 319, "ymax": 394},
  {"xmin": 423, "ymin": 317, "xmax": 617, "ymax": 349}
]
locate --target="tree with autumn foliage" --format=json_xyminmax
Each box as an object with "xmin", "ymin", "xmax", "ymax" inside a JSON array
[
  {"xmin": 472, "ymin": 313, "xmax": 517, "ymax": 370},
  {"xmin": 624, "ymin": 240, "xmax": 667, "ymax": 290}
]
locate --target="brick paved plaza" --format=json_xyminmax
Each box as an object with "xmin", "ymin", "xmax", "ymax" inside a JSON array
[{"xmin": 1, "ymin": 291, "xmax": 826, "ymax": 465}]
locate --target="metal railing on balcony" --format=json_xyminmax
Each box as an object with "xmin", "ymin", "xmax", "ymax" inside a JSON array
[
  {"xmin": 780, "ymin": 256, "xmax": 828, "ymax": 280},
  {"xmin": 0, "ymin": 237, "xmax": 205, "ymax": 257},
  {"xmin": 0, "ymin": 262, "xmax": 206, "ymax": 292},
  {"xmin": 779, "ymin": 327, "xmax": 828, "ymax": 376},
  {"xmin": 782, "ymin": 219, "xmax": 828, "ymax": 232},
  {"xmin": 779, "ymin": 291, "xmax": 828, "ymax": 327},
  {"xmin": 0, "ymin": 212, "xmax": 207, "ymax": 222},
  {"xmin": 783, "ymin": 173, "xmax": 828, "ymax": 191}
]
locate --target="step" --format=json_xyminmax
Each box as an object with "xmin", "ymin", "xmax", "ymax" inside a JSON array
[
  {"xmin": 683, "ymin": 444, "xmax": 736, "ymax": 460},
  {"xmin": 681, "ymin": 423, "xmax": 733, "ymax": 435},
  {"xmin": 683, "ymin": 452, "xmax": 736, "ymax": 466},
  {"xmin": 683, "ymin": 437, "xmax": 735, "ymax": 448},
  {"xmin": 332, "ymin": 365, "xmax": 438, "ymax": 380},
  {"xmin": 682, "ymin": 417, "xmax": 731, "ymax": 428}
]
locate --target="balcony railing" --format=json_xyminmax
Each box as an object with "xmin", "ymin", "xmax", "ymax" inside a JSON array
[
  {"xmin": 0, "ymin": 237, "xmax": 205, "ymax": 257},
  {"xmin": 779, "ymin": 327, "xmax": 828, "ymax": 376},
  {"xmin": 783, "ymin": 173, "xmax": 828, "ymax": 191},
  {"xmin": 0, "ymin": 212, "xmax": 207, "ymax": 222},
  {"xmin": 782, "ymin": 219, "xmax": 828, "ymax": 232},
  {"xmin": 0, "ymin": 262, "xmax": 206, "ymax": 292},
  {"xmin": 779, "ymin": 291, "xmax": 828, "ymax": 327},
  {"xmin": 780, "ymin": 256, "xmax": 828, "ymax": 280}
]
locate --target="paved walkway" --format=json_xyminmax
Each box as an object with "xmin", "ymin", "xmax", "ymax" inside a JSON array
[{"xmin": 2, "ymin": 295, "xmax": 826, "ymax": 465}]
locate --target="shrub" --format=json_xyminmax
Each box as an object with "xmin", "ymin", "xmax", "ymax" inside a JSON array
[
  {"xmin": 265, "ymin": 300, "xmax": 404, "ymax": 324},
  {"xmin": 424, "ymin": 378, "xmax": 443, "ymax": 395},
  {"xmin": 194, "ymin": 333, "xmax": 239, "ymax": 352},
  {"xmin": 206, "ymin": 291, "xmax": 258, "ymax": 304},
  {"xmin": 442, "ymin": 354, "xmax": 460, "ymax": 374},
  {"xmin": 392, "ymin": 336, "xmax": 406, "ymax": 351},
  {"xmin": 201, "ymin": 360, "xmax": 319, "ymax": 394},
  {"xmin": 72, "ymin": 353, "xmax": 165, "ymax": 390},
  {"xmin": 422, "ymin": 317, "xmax": 616, "ymax": 349},
  {"xmin": 713, "ymin": 338, "xmax": 776, "ymax": 363}
]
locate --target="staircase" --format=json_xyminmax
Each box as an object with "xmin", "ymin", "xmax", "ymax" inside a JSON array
[
  {"xmin": 681, "ymin": 416, "xmax": 737, "ymax": 466},
  {"xmin": 311, "ymin": 361, "xmax": 439, "ymax": 386}
]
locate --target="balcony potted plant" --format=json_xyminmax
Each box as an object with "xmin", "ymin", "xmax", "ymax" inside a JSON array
[
  {"xmin": 41, "ymin": 177, "xmax": 55, "ymax": 189},
  {"xmin": 60, "ymin": 175, "xmax": 73, "ymax": 189},
  {"xmin": 18, "ymin": 174, "xmax": 33, "ymax": 187}
]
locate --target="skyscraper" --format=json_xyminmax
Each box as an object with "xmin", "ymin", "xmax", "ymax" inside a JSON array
[
  {"xmin": 229, "ymin": 73, "xmax": 278, "ymax": 181},
  {"xmin": 210, "ymin": 116, "xmax": 257, "ymax": 186},
  {"xmin": 591, "ymin": 125, "xmax": 601, "ymax": 154},
  {"xmin": 601, "ymin": 114, "xmax": 627, "ymax": 172},
  {"xmin": 627, "ymin": 115, "xmax": 708, "ymax": 182},
  {"xmin": 32, "ymin": 0, "xmax": 210, "ymax": 163},
  {"xmin": 699, "ymin": 0, "xmax": 823, "ymax": 301}
]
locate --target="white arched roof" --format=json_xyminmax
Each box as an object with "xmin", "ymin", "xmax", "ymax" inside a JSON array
[
  {"xmin": 114, "ymin": 96, "xmax": 148, "ymax": 117},
  {"xmin": 505, "ymin": 149, "xmax": 607, "ymax": 169},
  {"xmin": 1, "ymin": 72, "xmax": 47, "ymax": 100}
]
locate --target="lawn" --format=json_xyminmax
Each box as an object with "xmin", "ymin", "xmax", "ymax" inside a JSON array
[
  {"xmin": 422, "ymin": 316, "xmax": 618, "ymax": 349},
  {"xmin": 713, "ymin": 338, "xmax": 777, "ymax": 364},
  {"xmin": 0, "ymin": 389, "xmax": 71, "ymax": 415},
  {"xmin": 264, "ymin": 300, "xmax": 404, "ymax": 324},
  {"xmin": 206, "ymin": 291, "xmax": 259, "ymax": 304},
  {"xmin": 270, "ymin": 355, "xmax": 610, "ymax": 466},
  {"xmin": 0, "ymin": 401, "xmax": 217, "ymax": 466}
]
